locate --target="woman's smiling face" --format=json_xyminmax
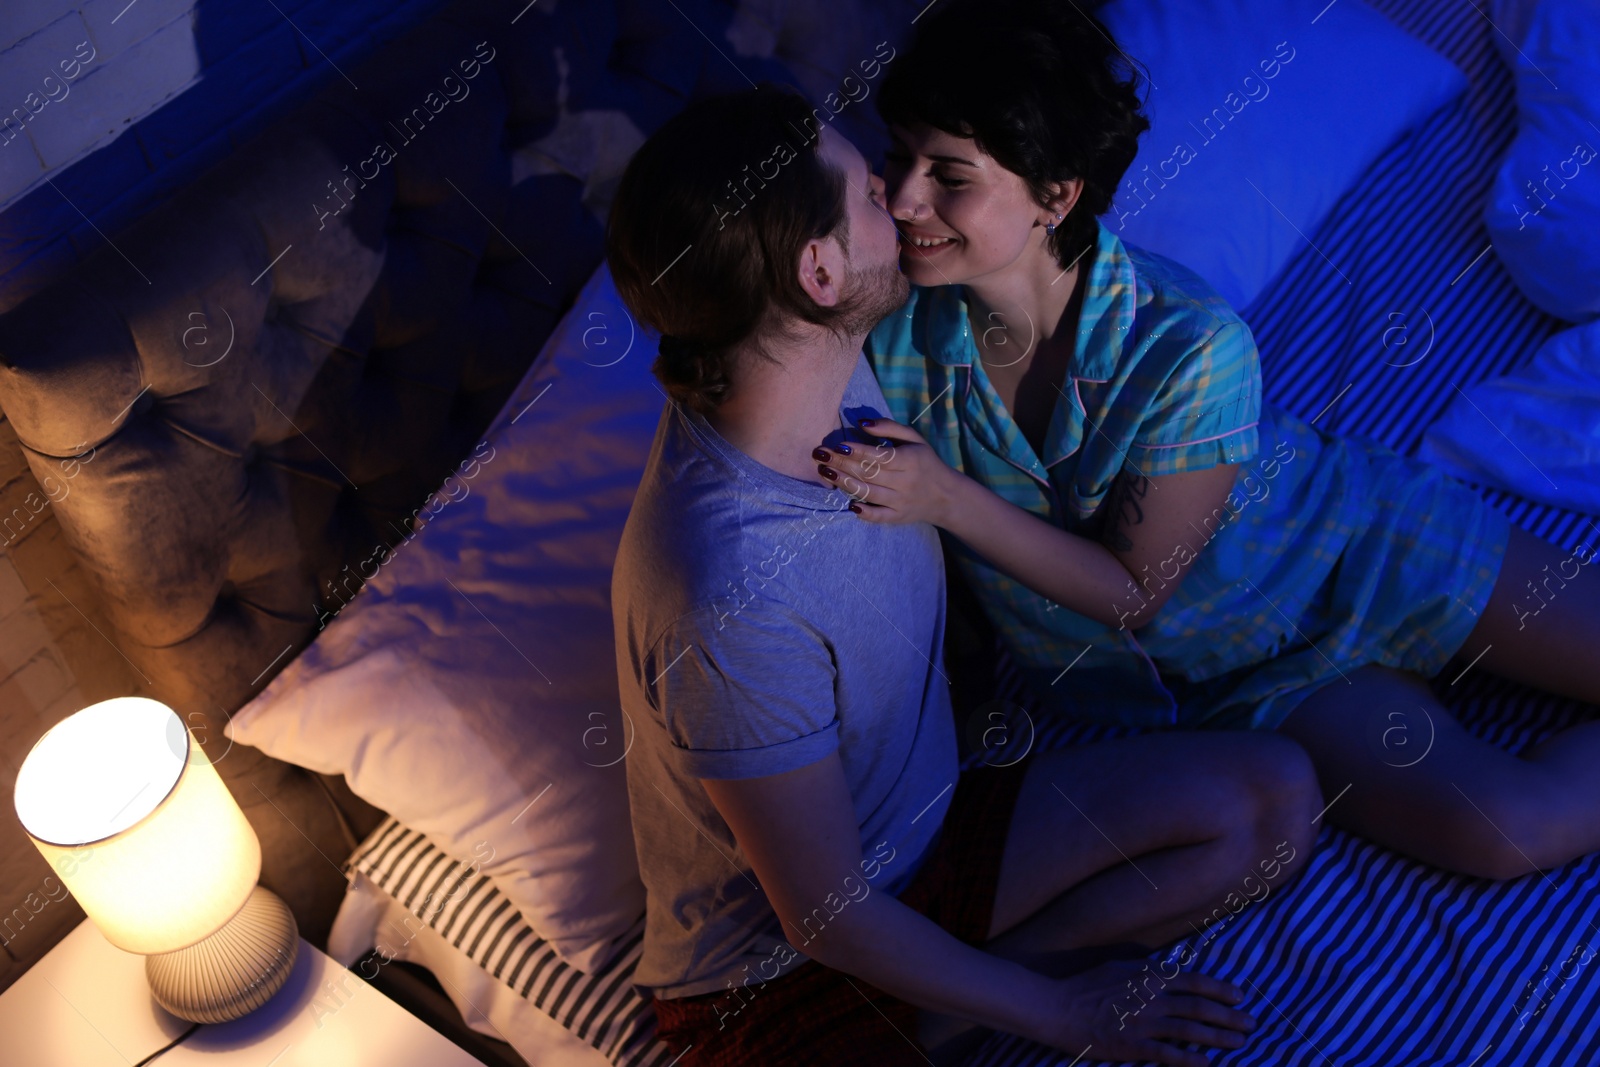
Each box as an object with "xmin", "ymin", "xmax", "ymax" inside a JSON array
[{"xmin": 883, "ymin": 121, "xmax": 1069, "ymax": 288}]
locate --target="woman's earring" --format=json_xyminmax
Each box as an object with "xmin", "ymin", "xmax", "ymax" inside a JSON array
[{"xmin": 1045, "ymin": 212, "xmax": 1064, "ymax": 237}]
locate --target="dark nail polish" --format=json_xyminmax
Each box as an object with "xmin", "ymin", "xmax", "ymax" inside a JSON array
[
  {"xmin": 848, "ymin": 502, "xmax": 862, "ymax": 513},
  {"xmin": 837, "ymin": 443, "xmax": 851, "ymax": 455},
  {"xmin": 859, "ymin": 417, "xmax": 876, "ymax": 427},
  {"xmin": 819, "ymin": 465, "xmax": 837, "ymax": 480},
  {"xmin": 812, "ymin": 447, "xmax": 830, "ymax": 462}
]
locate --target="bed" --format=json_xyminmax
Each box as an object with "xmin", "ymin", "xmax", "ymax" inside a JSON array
[
  {"xmin": 3, "ymin": 0, "xmax": 1597, "ymax": 1064},
  {"xmin": 321, "ymin": 2, "xmax": 1600, "ymax": 1061},
  {"xmin": 320, "ymin": 2, "xmax": 1600, "ymax": 1064}
]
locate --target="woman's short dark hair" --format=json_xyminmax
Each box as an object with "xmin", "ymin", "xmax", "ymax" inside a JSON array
[
  {"xmin": 876, "ymin": 0, "xmax": 1150, "ymax": 266},
  {"xmin": 606, "ymin": 84, "xmax": 857, "ymax": 415}
]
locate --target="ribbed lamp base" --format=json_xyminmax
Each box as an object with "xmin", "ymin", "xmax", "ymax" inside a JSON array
[{"xmin": 145, "ymin": 885, "xmax": 300, "ymax": 1023}]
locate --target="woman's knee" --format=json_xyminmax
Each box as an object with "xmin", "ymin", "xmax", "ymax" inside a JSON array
[
  {"xmin": 1235, "ymin": 732, "xmax": 1322, "ymax": 865},
  {"xmin": 1235, "ymin": 732, "xmax": 1322, "ymax": 817},
  {"xmin": 1169, "ymin": 731, "xmax": 1321, "ymax": 874}
]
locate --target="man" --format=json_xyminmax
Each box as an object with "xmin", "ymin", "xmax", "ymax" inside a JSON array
[{"xmin": 607, "ymin": 84, "xmax": 1322, "ymax": 1066}]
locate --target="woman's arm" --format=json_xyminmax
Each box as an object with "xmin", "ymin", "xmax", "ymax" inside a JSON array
[
  {"xmin": 815, "ymin": 420, "xmax": 1239, "ymax": 631},
  {"xmin": 949, "ymin": 462, "xmax": 1238, "ymax": 630},
  {"xmin": 701, "ymin": 751, "xmax": 1253, "ymax": 1065}
]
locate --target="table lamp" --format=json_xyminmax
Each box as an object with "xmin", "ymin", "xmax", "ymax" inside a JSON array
[{"xmin": 13, "ymin": 696, "xmax": 299, "ymax": 1023}]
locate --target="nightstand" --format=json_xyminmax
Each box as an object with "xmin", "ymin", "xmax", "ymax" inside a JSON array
[{"xmin": 0, "ymin": 918, "xmax": 490, "ymax": 1066}]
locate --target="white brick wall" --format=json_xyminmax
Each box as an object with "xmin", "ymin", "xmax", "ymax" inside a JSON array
[
  {"xmin": 0, "ymin": 548, "xmax": 101, "ymax": 791},
  {"xmin": 0, "ymin": 1, "xmax": 80, "ymax": 53},
  {"xmin": 79, "ymin": 0, "xmax": 194, "ymax": 63},
  {"xmin": 0, "ymin": 557, "xmax": 28, "ymax": 619},
  {"xmin": 0, "ymin": 417, "xmax": 140, "ymax": 767},
  {"xmin": 1, "ymin": 649, "xmax": 72, "ymax": 714},
  {"xmin": 0, "ymin": 1, "xmax": 199, "ymax": 207},
  {"xmin": 0, "ymin": 555, "xmax": 85, "ymax": 747},
  {"xmin": 0, "ymin": 415, "xmax": 140, "ymax": 981},
  {"xmin": 0, "ymin": 596, "xmax": 53, "ymax": 679}
]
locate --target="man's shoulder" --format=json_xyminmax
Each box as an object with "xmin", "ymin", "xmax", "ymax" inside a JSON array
[
  {"xmin": 837, "ymin": 349, "xmax": 894, "ymax": 430},
  {"xmin": 613, "ymin": 412, "xmax": 745, "ymax": 618}
]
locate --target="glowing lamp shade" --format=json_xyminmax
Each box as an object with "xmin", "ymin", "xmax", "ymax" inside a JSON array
[
  {"xmin": 14, "ymin": 697, "xmax": 298, "ymax": 1022},
  {"xmin": 14, "ymin": 697, "xmax": 258, "ymax": 954}
]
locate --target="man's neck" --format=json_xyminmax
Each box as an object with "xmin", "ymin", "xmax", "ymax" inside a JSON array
[{"xmin": 704, "ymin": 334, "xmax": 865, "ymax": 485}]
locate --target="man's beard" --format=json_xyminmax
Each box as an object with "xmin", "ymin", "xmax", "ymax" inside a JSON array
[{"xmin": 836, "ymin": 260, "xmax": 911, "ymax": 337}]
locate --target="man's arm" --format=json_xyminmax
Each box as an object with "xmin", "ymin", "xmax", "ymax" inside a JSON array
[
  {"xmin": 701, "ymin": 753, "xmax": 1256, "ymax": 1066},
  {"xmin": 701, "ymin": 753, "xmax": 1060, "ymax": 1042},
  {"xmin": 636, "ymin": 592, "xmax": 1257, "ymax": 1060}
]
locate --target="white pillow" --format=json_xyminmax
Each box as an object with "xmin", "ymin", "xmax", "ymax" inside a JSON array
[
  {"xmin": 1101, "ymin": 0, "xmax": 1467, "ymax": 310},
  {"xmin": 1484, "ymin": 0, "xmax": 1600, "ymax": 323},
  {"xmin": 1421, "ymin": 318, "xmax": 1600, "ymax": 514},
  {"xmin": 229, "ymin": 263, "xmax": 664, "ymax": 972},
  {"xmin": 1487, "ymin": 0, "xmax": 1542, "ymax": 69}
]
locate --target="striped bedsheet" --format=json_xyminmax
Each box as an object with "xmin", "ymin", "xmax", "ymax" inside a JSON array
[
  {"xmin": 345, "ymin": 820, "xmax": 679, "ymax": 1067},
  {"xmin": 963, "ymin": 1, "xmax": 1600, "ymax": 1065}
]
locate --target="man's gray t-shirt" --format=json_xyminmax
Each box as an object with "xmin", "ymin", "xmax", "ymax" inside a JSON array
[{"xmin": 612, "ymin": 351, "xmax": 960, "ymax": 999}]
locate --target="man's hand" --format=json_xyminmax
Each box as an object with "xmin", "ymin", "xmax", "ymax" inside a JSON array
[
  {"xmin": 811, "ymin": 417, "xmax": 964, "ymax": 526},
  {"xmin": 1032, "ymin": 960, "xmax": 1255, "ymax": 1066}
]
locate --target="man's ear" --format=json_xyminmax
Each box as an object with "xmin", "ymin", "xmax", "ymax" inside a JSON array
[{"xmin": 796, "ymin": 234, "xmax": 847, "ymax": 310}]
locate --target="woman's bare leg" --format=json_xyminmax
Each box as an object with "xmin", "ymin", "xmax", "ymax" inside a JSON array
[
  {"xmin": 1462, "ymin": 523, "xmax": 1600, "ymax": 703},
  {"xmin": 983, "ymin": 730, "xmax": 1321, "ymax": 960},
  {"xmin": 918, "ymin": 730, "xmax": 1322, "ymax": 1059},
  {"xmin": 1277, "ymin": 664, "xmax": 1600, "ymax": 880}
]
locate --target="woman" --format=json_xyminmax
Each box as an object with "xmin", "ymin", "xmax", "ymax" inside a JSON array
[{"xmin": 812, "ymin": 0, "xmax": 1600, "ymax": 880}]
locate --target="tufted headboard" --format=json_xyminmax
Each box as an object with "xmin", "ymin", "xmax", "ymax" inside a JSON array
[{"xmin": 0, "ymin": 0, "xmax": 913, "ymax": 990}]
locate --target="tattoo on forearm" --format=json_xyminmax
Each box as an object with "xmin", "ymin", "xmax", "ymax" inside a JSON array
[{"xmin": 1105, "ymin": 473, "xmax": 1150, "ymax": 553}]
